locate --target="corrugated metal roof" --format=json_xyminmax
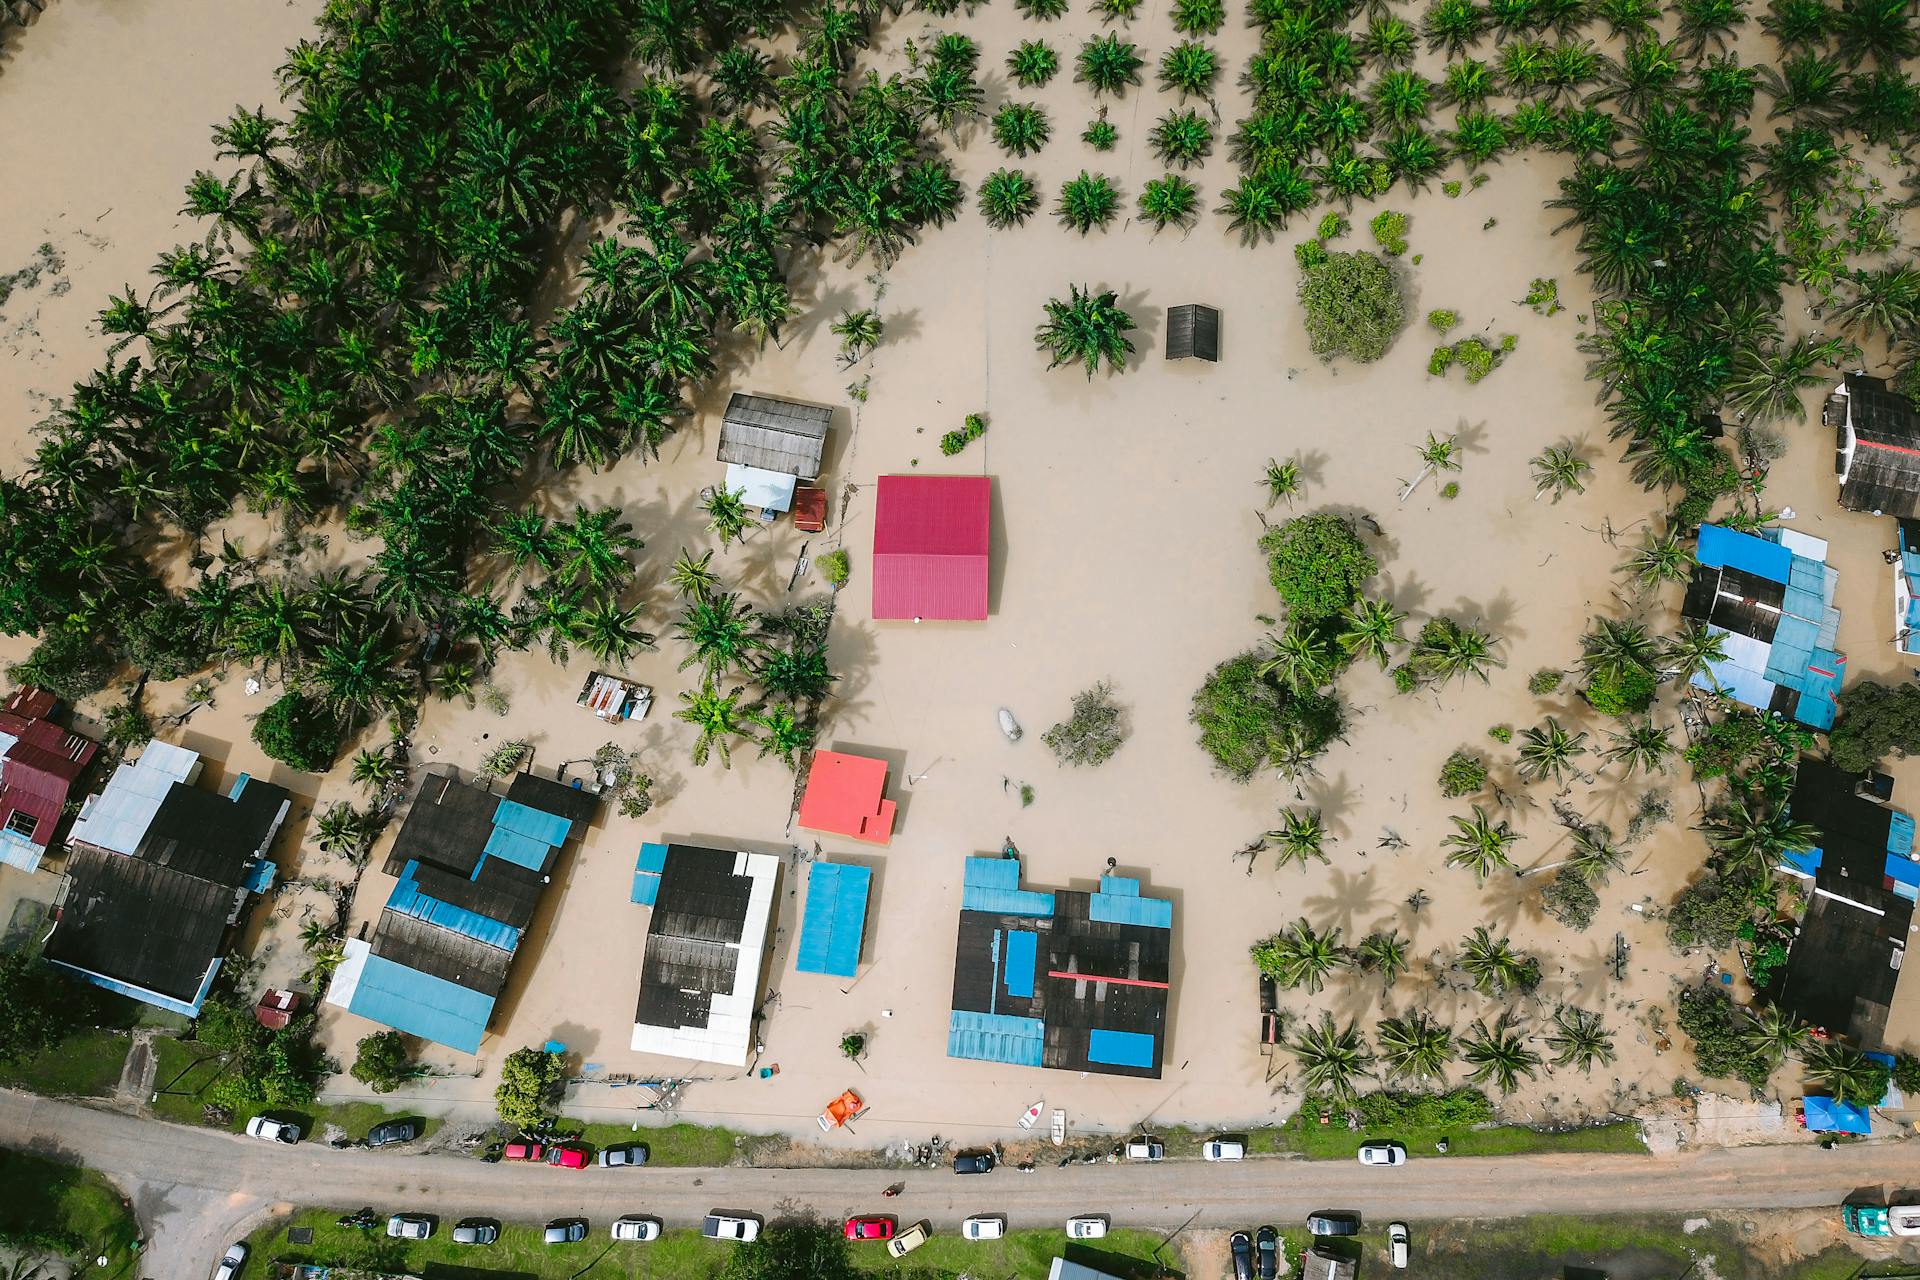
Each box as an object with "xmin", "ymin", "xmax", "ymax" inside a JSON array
[
  {"xmin": 873, "ymin": 476, "xmax": 991, "ymax": 621},
  {"xmin": 796, "ymin": 751, "xmax": 895, "ymax": 843},
  {"xmin": 717, "ymin": 393, "xmax": 830, "ymax": 479},
  {"xmin": 947, "ymin": 1009, "xmax": 1045, "ymax": 1066},
  {"xmin": 723, "ymin": 463, "xmax": 798, "ymax": 511},
  {"xmin": 1165, "ymin": 304, "xmax": 1220, "ymax": 361},
  {"xmin": 345, "ymin": 949, "xmax": 496, "ymax": 1054},
  {"xmin": 69, "ymin": 741, "xmax": 200, "ymax": 856},
  {"xmin": 795, "ymin": 861, "xmax": 872, "ymax": 978},
  {"xmin": 630, "ymin": 846, "xmax": 777, "ymax": 1065},
  {"xmin": 1697, "ymin": 524, "xmax": 1791, "ymax": 584}
]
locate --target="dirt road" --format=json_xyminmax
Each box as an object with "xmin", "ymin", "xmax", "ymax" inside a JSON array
[{"xmin": 3, "ymin": 1090, "xmax": 1913, "ymax": 1278}]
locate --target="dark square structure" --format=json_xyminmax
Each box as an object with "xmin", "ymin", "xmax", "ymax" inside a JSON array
[
  {"xmin": 1165, "ymin": 304, "xmax": 1220, "ymax": 362},
  {"xmin": 630, "ymin": 844, "xmax": 778, "ymax": 1065},
  {"xmin": 947, "ymin": 857, "xmax": 1174, "ymax": 1079}
]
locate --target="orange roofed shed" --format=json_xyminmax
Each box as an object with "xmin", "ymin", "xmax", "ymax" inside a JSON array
[{"xmin": 797, "ymin": 751, "xmax": 897, "ymax": 845}]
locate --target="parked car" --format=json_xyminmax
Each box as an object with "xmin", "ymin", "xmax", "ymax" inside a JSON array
[
  {"xmin": 888, "ymin": 1222, "xmax": 930, "ymax": 1258},
  {"xmin": 703, "ymin": 1213, "xmax": 761, "ymax": 1242},
  {"xmin": 1229, "ymin": 1230, "xmax": 1253, "ymax": 1280},
  {"xmin": 244, "ymin": 1117, "xmax": 300, "ymax": 1145},
  {"xmin": 546, "ymin": 1144, "xmax": 591, "ymax": 1169},
  {"xmin": 213, "ymin": 1242, "xmax": 247, "ymax": 1280},
  {"xmin": 953, "ymin": 1150, "xmax": 995, "ymax": 1174},
  {"xmin": 502, "ymin": 1139, "xmax": 545, "ymax": 1162},
  {"xmin": 599, "ymin": 1143, "xmax": 650, "ymax": 1168},
  {"xmin": 544, "ymin": 1219, "xmax": 588, "ymax": 1245},
  {"xmin": 1066, "ymin": 1216, "xmax": 1108, "ymax": 1240},
  {"xmin": 1307, "ymin": 1211, "xmax": 1362, "ymax": 1237},
  {"xmin": 1389, "ymin": 1221, "xmax": 1411, "ymax": 1268},
  {"xmin": 612, "ymin": 1216, "xmax": 662, "ymax": 1242},
  {"xmin": 1124, "ymin": 1137, "xmax": 1165, "ymax": 1161},
  {"xmin": 1257, "ymin": 1225, "xmax": 1280, "ymax": 1280},
  {"xmin": 386, "ymin": 1214, "xmax": 432, "ymax": 1240},
  {"xmin": 844, "ymin": 1215, "xmax": 895, "ymax": 1242},
  {"xmin": 1357, "ymin": 1141, "xmax": 1407, "ymax": 1167},
  {"xmin": 1202, "ymin": 1137, "xmax": 1246, "ymax": 1161},
  {"xmin": 366, "ymin": 1120, "xmax": 420, "ymax": 1148},
  {"xmin": 962, "ymin": 1215, "xmax": 1005, "ymax": 1241},
  {"xmin": 451, "ymin": 1220, "xmax": 498, "ymax": 1246}
]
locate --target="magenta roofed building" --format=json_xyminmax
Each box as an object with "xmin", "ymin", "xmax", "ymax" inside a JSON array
[{"xmin": 871, "ymin": 474, "xmax": 991, "ymax": 622}]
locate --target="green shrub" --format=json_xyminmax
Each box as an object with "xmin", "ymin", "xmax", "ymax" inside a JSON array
[
  {"xmin": 1583, "ymin": 665, "xmax": 1656, "ymax": 716},
  {"xmin": 1443, "ymin": 179, "xmax": 1463, "ymax": 197},
  {"xmin": 1540, "ymin": 868, "xmax": 1599, "ymax": 930},
  {"xmin": 1426, "ymin": 308, "xmax": 1459, "ymax": 333},
  {"xmin": 1083, "ymin": 118, "xmax": 1119, "ymax": 149},
  {"xmin": 1894, "ymin": 1054, "xmax": 1920, "ymax": 1094},
  {"xmin": 1043, "ymin": 682, "xmax": 1129, "ymax": 767},
  {"xmin": 1521, "ymin": 276, "xmax": 1562, "ymax": 315},
  {"xmin": 1191, "ymin": 650, "xmax": 1343, "ymax": 783},
  {"xmin": 1830, "ymin": 681, "xmax": 1920, "ymax": 773},
  {"xmin": 1318, "ymin": 1086, "xmax": 1493, "ymax": 1132},
  {"xmin": 1440, "ymin": 481, "xmax": 1460, "ymax": 499},
  {"xmin": 1316, "ymin": 212, "xmax": 1349, "ymax": 240},
  {"xmin": 1259, "ymin": 513, "xmax": 1378, "ymax": 624},
  {"xmin": 1667, "ymin": 872, "xmax": 1758, "ymax": 951},
  {"xmin": 940, "ymin": 430, "xmax": 967, "ymax": 455},
  {"xmin": 10, "ymin": 630, "xmax": 116, "ymax": 703},
  {"xmin": 1391, "ymin": 663, "xmax": 1418, "ymax": 693},
  {"xmin": 251, "ymin": 692, "xmax": 344, "ymax": 773},
  {"xmin": 1428, "ymin": 346, "xmax": 1456, "ymax": 375},
  {"xmin": 1488, "ymin": 724, "xmax": 1512, "ymax": 743},
  {"xmin": 1527, "ymin": 669, "xmax": 1563, "ymax": 696},
  {"xmin": 1438, "ymin": 749, "xmax": 1488, "ymax": 798},
  {"xmin": 1297, "ymin": 250, "xmax": 1406, "ymax": 364},
  {"xmin": 120, "ymin": 595, "xmax": 210, "ymax": 682},
  {"xmin": 1370, "ymin": 209, "xmax": 1410, "ymax": 255},
  {"xmin": 1675, "ymin": 986, "xmax": 1769, "ymax": 1087},
  {"xmin": 1295, "ymin": 239, "xmax": 1330, "ymax": 271}
]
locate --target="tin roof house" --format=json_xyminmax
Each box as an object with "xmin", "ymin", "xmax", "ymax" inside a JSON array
[
  {"xmin": 325, "ymin": 768, "xmax": 597, "ymax": 1054},
  {"xmin": 872, "ymin": 474, "xmax": 991, "ymax": 622},
  {"xmin": 1680, "ymin": 524, "xmax": 1844, "ymax": 730},
  {"xmin": 629, "ymin": 843, "xmax": 778, "ymax": 1065},
  {"xmin": 716, "ymin": 393, "xmax": 831, "ymax": 513},
  {"xmin": 1831, "ymin": 373, "xmax": 1920, "ymax": 517},
  {"xmin": 45, "ymin": 742, "xmax": 289, "ymax": 1016},
  {"xmin": 0, "ymin": 686, "xmax": 97, "ymax": 873}
]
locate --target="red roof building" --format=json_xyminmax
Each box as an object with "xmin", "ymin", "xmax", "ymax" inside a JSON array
[
  {"xmin": 796, "ymin": 751, "xmax": 897, "ymax": 845},
  {"xmin": 871, "ymin": 475, "xmax": 991, "ymax": 621},
  {"xmin": 0, "ymin": 687, "xmax": 97, "ymax": 874}
]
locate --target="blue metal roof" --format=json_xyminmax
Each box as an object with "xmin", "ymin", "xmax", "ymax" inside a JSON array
[
  {"xmin": 493, "ymin": 799, "xmax": 571, "ymax": 846},
  {"xmin": 962, "ymin": 857, "xmax": 1053, "ymax": 917},
  {"xmin": 1780, "ymin": 845, "xmax": 1824, "ymax": 877},
  {"xmin": 1090, "ymin": 877, "xmax": 1173, "ymax": 929},
  {"xmin": 1889, "ymin": 812, "xmax": 1915, "ymax": 857},
  {"xmin": 1087, "ymin": 1028, "xmax": 1156, "ymax": 1068},
  {"xmin": 348, "ymin": 953, "xmax": 494, "ymax": 1054},
  {"xmin": 387, "ymin": 860, "xmax": 520, "ymax": 952},
  {"xmin": 795, "ymin": 861, "xmax": 872, "ymax": 978},
  {"xmin": 1002, "ymin": 927, "xmax": 1037, "ymax": 998},
  {"xmin": 1886, "ymin": 852, "xmax": 1920, "ymax": 889},
  {"xmin": 481, "ymin": 824, "xmax": 553, "ymax": 873},
  {"xmin": 243, "ymin": 858, "xmax": 277, "ymax": 894},
  {"xmin": 947, "ymin": 1010, "xmax": 1045, "ymax": 1066},
  {"xmin": 1697, "ymin": 524, "xmax": 1791, "ymax": 584},
  {"xmin": 1802, "ymin": 1094, "xmax": 1871, "ymax": 1134},
  {"xmin": 631, "ymin": 841, "xmax": 668, "ymax": 905}
]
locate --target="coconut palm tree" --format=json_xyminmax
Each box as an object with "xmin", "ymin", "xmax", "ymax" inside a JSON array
[
  {"xmin": 579, "ymin": 595, "xmax": 656, "ymax": 665},
  {"xmin": 675, "ymin": 676, "xmax": 753, "ymax": 769},
  {"xmin": 1700, "ymin": 790, "xmax": 1819, "ymax": 880},
  {"xmin": 1263, "ymin": 456, "xmax": 1304, "ymax": 508},
  {"xmin": 677, "ymin": 591, "xmax": 760, "ymax": 677},
  {"xmin": 1339, "ymin": 597, "xmax": 1407, "ymax": 669},
  {"xmin": 1399, "ymin": 431, "xmax": 1462, "ymax": 501},
  {"xmin": 1530, "ymin": 444, "xmax": 1592, "ymax": 501},
  {"xmin": 1264, "ymin": 807, "xmax": 1331, "ymax": 871},
  {"xmin": 1251, "ymin": 917, "xmax": 1350, "ymax": 993},
  {"xmin": 1055, "ymin": 171, "xmax": 1121, "ymax": 233},
  {"xmin": 979, "ymin": 169, "xmax": 1043, "ymax": 227},
  {"xmin": 992, "ymin": 103, "xmax": 1052, "ymax": 157},
  {"xmin": 1517, "ymin": 716, "xmax": 1589, "ymax": 783},
  {"xmin": 1355, "ymin": 930, "xmax": 1410, "ymax": 987},
  {"xmin": 1258, "ymin": 625, "xmax": 1337, "ymax": 693},
  {"xmin": 1739, "ymin": 1004, "xmax": 1810, "ymax": 1070},
  {"xmin": 1662, "ymin": 621, "xmax": 1728, "ymax": 685},
  {"xmin": 668, "ymin": 548, "xmax": 720, "ymax": 601},
  {"xmin": 703, "ymin": 486, "xmax": 751, "ymax": 549},
  {"xmin": 1458, "ymin": 926, "xmax": 1539, "ymax": 996},
  {"xmin": 1801, "ymin": 1040, "xmax": 1889, "ymax": 1106},
  {"xmin": 1567, "ymin": 823, "xmax": 1629, "ymax": 883},
  {"xmin": 1411, "ymin": 618, "xmax": 1501, "ymax": 685},
  {"xmin": 1581, "ymin": 616, "xmax": 1658, "ymax": 684},
  {"xmin": 1289, "ymin": 1013, "xmax": 1375, "ymax": 1101},
  {"xmin": 1619, "ymin": 526, "xmax": 1694, "ymax": 588},
  {"xmin": 1377, "ymin": 1011, "xmax": 1454, "ymax": 1083},
  {"xmin": 553, "ymin": 505, "xmax": 643, "ymax": 590},
  {"xmin": 1137, "ymin": 174, "xmax": 1200, "ymax": 231},
  {"xmin": 314, "ymin": 803, "xmax": 370, "ymax": 857},
  {"xmin": 752, "ymin": 703, "xmax": 815, "ymax": 769},
  {"xmin": 1076, "ymin": 33, "xmax": 1144, "ymax": 95},
  {"xmin": 349, "ymin": 748, "xmax": 396, "ymax": 796},
  {"xmin": 1461, "ymin": 1012, "xmax": 1542, "ymax": 1093},
  {"xmin": 1035, "ymin": 285, "xmax": 1136, "ymax": 378},
  {"xmin": 1603, "ymin": 718, "xmax": 1674, "ymax": 776},
  {"xmin": 1443, "ymin": 806, "xmax": 1522, "ymax": 883},
  {"xmin": 1546, "ymin": 1005, "xmax": 1615, "ymax": 1072}
]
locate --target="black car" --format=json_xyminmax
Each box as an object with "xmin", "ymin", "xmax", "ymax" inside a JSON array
[
  {"xmin": 1307, "ymin": 1211, "xmax": 1362, "ymax": 1237},
  {"xmin": 952, "ymin": 1150, "xmax": 995, "ymax": 1174},
  {"xmin": 1256, "ymin": 1225, "xmax": 1279, "ymax": 1279},
  {"xmin": 366, "ymin": 1120, "xmax": 421, "ymax": 1148},
  {"xmin": 1229, "ymin": 1229, "xmax": 1253, "ymax": 1280}
]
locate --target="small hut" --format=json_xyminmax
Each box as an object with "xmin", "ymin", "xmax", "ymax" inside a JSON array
[
  {"xmin": 1164, "ymin": 304, "xmax": 1220, "ymax": 362},
  {"xmin": 716, "ymin": 392, "xmax": 831, "ymax": 512}
]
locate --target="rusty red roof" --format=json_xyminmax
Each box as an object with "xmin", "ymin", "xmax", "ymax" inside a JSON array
[{"xmin": 872, "ymin": 475, "xmax": 990, "ymax": 621}]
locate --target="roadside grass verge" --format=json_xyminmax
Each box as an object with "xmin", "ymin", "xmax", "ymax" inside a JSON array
[
  {"xmin": 567, "ymin": 1119, "xmax": 750, "ymax": 1167},
  {"xmin": 148, "ymin": 1036, "xmax": 440, "ymax": 1144},
  {"xmin": 0, "ymin": 1147, "xmax": 141, "ymax": 1272},
  {"xmin": 0, "ymin": 1027, "xmax": 129, "ymax": 1097},
  {"xmin": 848, "ymin": 1227, "xmax": 1180, "ymax": 1278}
]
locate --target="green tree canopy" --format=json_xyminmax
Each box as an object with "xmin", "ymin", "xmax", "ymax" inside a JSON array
[
  {"xmin": 349, "ymin": 1030, "xmax": 418, "ymax": 1094},
  {"xmin": 1297, "ymin": 249, "xmax": 1407, "ymax": 363},
  {"xmin": 495, "ymin": 1046, "xmax": 566, "ymax": 1132},
  {"xmin": 1191, "ymin": 650, "xmax": 1343, "ymax": 783},
  {"xmin": 1259, "ymin": 513, "xmax": 1378, "ymax": 625},
  {"xmin": 250, "ymin": 691, "xmax": 345, "ymax": 773},
  {"xmin": 1829, "ymin": 681, "xmax": 1920, "ymax": 773}
]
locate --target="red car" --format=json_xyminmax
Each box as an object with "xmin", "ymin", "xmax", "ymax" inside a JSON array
[
  {"xmin": 546, "ymin": 1144, "xmax": 590, "ymax": 1169},
  {"xmin": 844, "ymin": 1216, "xmax": 895, "ymax": 1242},
  {"xmin": 502, "ymin": 1140, "xmax": 545, "ymax": 1162}
]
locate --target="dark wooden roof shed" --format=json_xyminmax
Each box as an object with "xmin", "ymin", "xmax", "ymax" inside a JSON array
[
  {"xmin": 717, "ymin": 392, "xmax": 831, "ymax": 479},
  {"xmin": 1165, "ymin": 304, "xmax": 1220, "ymax": 362}
]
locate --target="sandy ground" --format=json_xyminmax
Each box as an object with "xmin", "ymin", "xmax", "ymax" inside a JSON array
[{"xmin": 2, "ymin": 0, "xmax": 1918, "ymax": 1151}]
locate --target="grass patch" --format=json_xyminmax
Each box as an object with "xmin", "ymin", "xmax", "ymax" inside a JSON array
[
  {"xmin": 1151, "ymin": 1115, "xmax": 1641, "ymax": 1162},
  {"xmin": 1409, "ymin": 1213, "xmax": 1883, "ymax": 1280},
  {"xmin": 851, "ymin": 1227, "xmax": 1178, "ymax": 1278},
  {"xmin": 251, "ymin": 1210, "xmax": 730, "ymax": 1279},
  {"xmin": 147, "ymin": 1036, "xmax": 439, "ymax": 1143},
  {"xmin": 0, "ymin": 1147, "xmax": 141, "ymax": 1272},
  {"xmin": 569, "ymin": 1119, "xmax": 749, "ymax": 1167},
  {"xmin": 0, "ymin": 1027, "xmax": 129, "ymax": 1097}
]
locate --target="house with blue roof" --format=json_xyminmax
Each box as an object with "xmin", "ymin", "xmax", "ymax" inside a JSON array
[
  {"xmin": 1680, "ymin": 524, "xmax": 1845, "ymax": 731},
  {"xmin": 946, "ymin": 855, "xmax": 1174, "ymax": 1079},
  {"xmin": 325, "ymin": 766, "xmax": 597, "ymax": 1054}
]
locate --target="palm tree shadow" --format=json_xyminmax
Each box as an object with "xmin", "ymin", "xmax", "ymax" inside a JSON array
[
  {"xmin": 1301, "ymin": 770, "xmax": 1359, "ymax": 841},
  {"xmin": 1114, "ymin": 286, "xmax": 1160, "ymax": 368},
  {"xmin": 1448, "ymin": 587, "xmax": 1522, "ymax": 640},
  {"xmin": 1377, "ymin": 570, "xmax": 1430, "ymax": 616},
  {"xmin": 1301, "ymin": 866, "xmax": 1381, "ymax": 939}
]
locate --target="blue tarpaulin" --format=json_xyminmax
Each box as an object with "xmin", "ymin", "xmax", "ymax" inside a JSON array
[
  {"xmin": 1087, "ymin": 1028, "xmax": 1156, "ymax": 1068},
  {"xmin": 1002, "ymin": 928, "xmax": 1037, "ymax": 998},
  {"xmin": 1802, "ymin": 1094, "xmax": 1871, "ymax": 1134},
  {"xmin": 947, "ymin": 1010, "xmax": 1045, "ymax": 1066},
  {"xmin": 347, "ymin": 954, "xmax": 494, "ymax": 1054},
  {"xmin": 243, "ymin": 858, "xmax": 277, "ymax": 893},
  {"xmin": 1698, "ymin": 524, "xmax": 1791, "ymax": 584},
  {"xmin": 631, "ymin": 842, "xmax": 668, "ymax": 905},
  {"xmin": 795, "ymin": 861, "xmax": 872, "ymax": 978},
  {"xmin": 1780, "ymin": 845, "xmax": 1823, "ymax": 877}
]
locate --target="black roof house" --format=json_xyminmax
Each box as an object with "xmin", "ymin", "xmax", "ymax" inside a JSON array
[
  {"xmin": 44, "ymin": 775, "xmax": 290, "ymax": 1012},
  {"xmin": 629, "ymin": 843, "xmax": 778, "ymax": 1065},
  {"xmin": 1165, "ymin": 304, "xmax": 1221, "ymax": 362},
  {"xmin": 1833, "ymin": 372, "xmax": 1920, "ymax": 517},
  {"xmin": 1776, "ymin": 759, "xmax": 1914, "ymax": 1044}
]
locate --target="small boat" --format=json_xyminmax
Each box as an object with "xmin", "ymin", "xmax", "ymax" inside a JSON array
[
  {"xmin": 1018, "ymin": 1100, "xmax": 1044, "ymax": 1130},
  {"xmin": 1050, "ymin": 1108, "xmax": 1066, "ymax": 1146},
  {"xmin": 998, "ymin": 707, "xmax": 1023, "ymax": 742}
]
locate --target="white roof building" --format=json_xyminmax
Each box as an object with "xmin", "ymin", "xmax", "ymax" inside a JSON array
[
  {"xmin": 629, "ymin": 845, "xmax": 778, "ymax": 1066},
  {"xmin": 67, "ymin": 740, "xmax": 201, "ymax": 856}
]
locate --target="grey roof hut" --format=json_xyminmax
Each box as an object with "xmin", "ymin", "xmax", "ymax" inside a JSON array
[
  {"xmin": 1165, "ymin": 304, "xmax": 1220, "ymax": 362},
  {"xmin": 1831, "ymin": 372, "xmax": 1920, "ymax": 516},
  {"xmin": 717, "ymin": 392, "xmax": 831, "ymax": 480}
]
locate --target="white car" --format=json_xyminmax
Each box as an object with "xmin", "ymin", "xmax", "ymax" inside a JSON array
[
  {"xmin": 888, "ymin": 1222, "xmax": 931, "ymax": 1257},
  {"xmin": 1124, "ymin": 1137, "xmax": 1165, "ymax": 1161},
  {"xmin": 386, "ymin": 1214, "xmax": 432, "ymax": 1240},
  {"xmin": 702, "ymin": 1214, "xmax": 760, "ymax": 1242},
  {"xmin": 1067, "ymin": 1216, "xmax": 1109, "ymax": 1240},
  {"xmin": 1203, "ymin": 1138, "xmax": 1246, "ymax": 1161},
  {"xmin": 1891, "ymin": 1205, "xmax": 1920, "ymax": 1237},
  {"xmin": 1389, "ymin": 1221, "xmax": 1410, "ymax": 1268},
  {"xmin": 213, "ymin": 1243, "xmax": 247, "ymax": 1280},
  {"xmin": 244, "ymin": 1117, "xmax": 300, "ymax": 1144},
  {"xmin": 962, "ymin": 1215, "xmax": 1005, "ymax": 1241},
  {"xmin": 612, "ymin": 1216, "xmax": 662, "ymax": 1242},
  {"xmin": 1358, "ymin": 1141, "xmax": 1407, "ymax": 1167}
]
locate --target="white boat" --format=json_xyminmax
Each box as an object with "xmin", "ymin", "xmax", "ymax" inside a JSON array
[
  {"xmin": 1018, "ymin": 1100, "xmax": 1044, "ymax": 1129},
  {"xmin": 998, "ymin": 708, "xmax": 1022, "ymax": 742},
  {"xmin": 1050, "ymin": 1108, "xmax": 1066, "ymax": 1146}
]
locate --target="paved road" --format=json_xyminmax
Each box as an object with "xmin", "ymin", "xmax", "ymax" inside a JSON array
[{"xmin": 4, "ymin": 1090, "xmax": 1918, "ymax": 1279}]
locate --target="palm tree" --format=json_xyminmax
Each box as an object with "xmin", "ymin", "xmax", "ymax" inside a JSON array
[
  {"xmin": 1546, "ymin": 1006, "xmax": 1615, "ymax": 1072},
  {"xmin": 1620, "ymin": 526, "xmax": 1694, "ymax": 588},
  {"xmin": 831, "ymin": 309, "xmax": 885, "ymax": 365},
  {"xmin": 309, "ymin": 623, "xmax": 408, "ymax": 721},
  {"xmin": 1443, "ymin": 806, "xmax": 1522, "ymax": 883},
  {"xmin": 1581, "ymin": 616, "xmax": 1658, "ymax": 684},
  {"xmin": 1289, "ymin": 1013, "xmax": 1375, "ymax": 1102},
  {"xmin": 1035, "ymin": 285, "xmax": 1136, "ymax": 378},
  {"xmin": 1412, "ymin": 618, "xmax": 1501, "ymax": 685},
  {"xmin": 1740, "ymin": 1005, "xmax": 1809, "ymax": 1070},
  {"xmin": 1055, "ymin": 171, "xmax": 1121, "ymax": 234},
  {"xmin": 1530, "ymin": 444, "xmax": 1592, "ymax": 501},
  {"xmin": 552, "ymin": 506, "xmax": 643, "ymax": 590},
  {"xmin": 1399, "ymin": 431, "xmax": 1462, "ymax": 501},
  {"xmin": 1461, "ymin": 1012, "xmax": 1542, "ymax": 1093},
  {"xmin": 677, "ymin": 591, "xmax": 760, "ymax": 677},
  {"xmin": 1251, "ymin": 917, "xmax": 1350, "ymax": 994},
  {"xmin": 1567, "ymin": 824, "xmax": 1629, "ymax": 883},
  {"xmin": 703, "ymin": 486, "xmax": 752, "ymax": 549},
  {"xmin": 349, "ymin": 748, "xmax": 395, "ymax": 796},
  {"xmin": 1517, "ymin": 716, "xmax": 1589, "ymax": 783},
  {"xmin": 579, "ymin": 596, "xmax": 656, "ymax": 665},
  {"xmin": 1137, "ymin": 174, "xmax": 1199, "ymax": 231},
  {"xmin": 1724, "ymin": 334, "xmax": 1843, "ymax": 424},
  {"xmin": 1339, "ymin": 597, "xmax": 1407, "ymax": 669},
  {"xmin": 1258, "ymin": 625, "xmax": 1337, "ymax": 693},
  {"xmin": 1263, "ymin": 456, "xmax": 1304, "ymax": 508},
  {"xmin": 668, "ymin": 548, "xmax": 720, "ymax": 601},
  {"xmin": 1355, "ymin": 930, "xmax": 1410, "ymax": 987},
  {"xmin": 1264, "ymin": 808, "xmax": 1330, "ymax": 871},
  {"xmin": 314, "ymin": 803, "xmax": 369, "ymax": 857},
  {"xmin": 752, "ymin": 703, "xmax": 815, "ymax": 768},
  {"xmin": 1603, "ymin": 718, "xmax": 1674, "ymax": 776},
  {"xmin": 1458, "ymin": 926, "xmax": 1538, "ymax": 996},
  {"xmin": 979, "ymin": 169, "xmax": 1043, "ymax": 228},
  {"xmin": 1662, "ymin": 621, "xmax": 1728, "ymax": 685},
  {"xmin": 1076, "ymin": 33, "xmax": 1144, "ymax": 95},
  {"xmin": 1377, "ymin": 1011, "xmax": 1454, "ymax": 1083},
  {"xmin": 1801, "ymin": 1040, "xmax": 1888, "ymax": 1106},
  {"xmin": 675, "ymin": 677, "xmax": 752, "ymax": 769},
  {"xmin": 300, "ymin": 917, "xmax": 338, "ymax": 953},
  {"xmin": 1701, "ymin": 790, "xmax": 1819, "ymax": 880}
]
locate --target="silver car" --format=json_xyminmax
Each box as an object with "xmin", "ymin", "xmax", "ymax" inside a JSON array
[
  {"xmin": 612, "ymin": 1216, "xmax": 662, "ymax": 1242},
  {"xmin": 213, "ymin": 1243, "xmax": 247, "ymax": 1280},
  {"xmin": 385, "ymin": 1214, "xmax": 432, "ymax": 1240}
]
